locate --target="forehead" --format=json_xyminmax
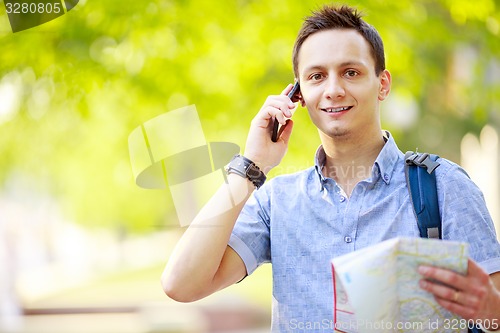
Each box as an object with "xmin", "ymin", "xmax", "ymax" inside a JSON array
[{"xmin": 297, "ymin": 29, "xmax": 375, "ymax": 73}]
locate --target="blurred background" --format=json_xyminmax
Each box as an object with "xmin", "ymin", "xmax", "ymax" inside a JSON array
[{"xmin": 0, "ymin": 0, "xmax": 499, "ymax": 332}]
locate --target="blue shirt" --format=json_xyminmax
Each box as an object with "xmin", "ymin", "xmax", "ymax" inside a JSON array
[{"xmin": 228, "ymin": 133, "xmax": 500, "ymax": 332}]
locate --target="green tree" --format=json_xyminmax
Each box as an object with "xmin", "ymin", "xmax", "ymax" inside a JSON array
[{"xmin": 0, "ymin": 0, "xmax": 498, "ymax": 231}]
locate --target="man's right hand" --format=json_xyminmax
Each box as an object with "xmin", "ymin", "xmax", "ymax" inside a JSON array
[
  {"xmin": 243, "ymin": 83, "xmax": 298, "ymax": 174},
  {"xmin": 162, "ymin": 84, "xmax": 299, "ymax": 303}
]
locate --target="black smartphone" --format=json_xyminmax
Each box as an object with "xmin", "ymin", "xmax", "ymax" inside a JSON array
[{"xmin": 271, "ymin": 82, "xmax": 300, "ymax": 142}]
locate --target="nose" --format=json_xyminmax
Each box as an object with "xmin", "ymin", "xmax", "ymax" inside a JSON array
[{"xmin": 323, "ymin": 76, "xmax": 345, "ymax": 99}]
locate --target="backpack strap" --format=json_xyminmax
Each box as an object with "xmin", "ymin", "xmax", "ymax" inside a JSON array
[
  {"xmin": 405, "ymin": 152, "xmax": 484, "ymax": 333},
  {"xmin": 404, "ymin": 151, "xmax": 441, "ymax": 239}
]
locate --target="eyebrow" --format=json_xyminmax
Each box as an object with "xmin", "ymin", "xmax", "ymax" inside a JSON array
[
  {"xmin": 339, "ymin": 61, "xmax": 367, "ymax": 68},
  {"xmin": 302, "ymin": 61, "xmax": 367, "ymax": 74}
]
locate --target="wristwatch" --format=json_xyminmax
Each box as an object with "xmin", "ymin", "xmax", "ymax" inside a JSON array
[{"xmin": 226, "ymin": 154, "xmax": 266, "ymax": 189}]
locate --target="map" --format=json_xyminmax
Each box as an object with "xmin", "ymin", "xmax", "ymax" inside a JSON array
[{"xmin": 331, "ymin": 237, "xmax": 469, "ymax": 333}]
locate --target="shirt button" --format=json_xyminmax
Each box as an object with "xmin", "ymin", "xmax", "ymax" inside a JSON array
[
  {"xmin": 344, "ymin": 236, "xmax": 352, "ymax": 243},
  {"xmin": 383, "ymin": 173, "xmax": 390, "ymax": 181},
  {"xmin": 339, "ymin": 195, "xmax": 346, "ymax": 203}
]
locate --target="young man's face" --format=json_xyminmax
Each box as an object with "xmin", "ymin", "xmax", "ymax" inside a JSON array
[{"xmin": 297, "ymin": 29, "xmax": 391, "ymax": 140}]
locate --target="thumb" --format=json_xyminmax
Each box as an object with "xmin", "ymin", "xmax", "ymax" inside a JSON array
[{"xmin": 279, "ymin": 119, "xmax": 294, "ymax": 144}]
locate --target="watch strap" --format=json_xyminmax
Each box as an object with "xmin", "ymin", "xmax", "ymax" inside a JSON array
[{"xmin": 226, "ymin": 154, "xmax": 266, "ymax": 189}]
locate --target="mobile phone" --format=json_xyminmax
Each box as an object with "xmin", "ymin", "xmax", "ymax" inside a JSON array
[{"xmin": 271, "ymin": 82, "xmax": 300, "ymax": 142}]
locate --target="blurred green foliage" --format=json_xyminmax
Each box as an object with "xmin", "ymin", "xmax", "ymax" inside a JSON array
[{"xmin": 0, "ymin": 0, "xmax": 498, "ymax": 231}]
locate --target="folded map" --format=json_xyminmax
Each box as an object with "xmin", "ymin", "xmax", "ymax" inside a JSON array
[{"xmin": 331, "ymin": 237, "xmax": 468, "ymax": 333}]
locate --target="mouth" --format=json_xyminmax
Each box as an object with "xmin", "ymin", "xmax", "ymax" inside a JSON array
[{"xmin": 321, "ymin": 106, "xmax": 353, "ymax": 113}]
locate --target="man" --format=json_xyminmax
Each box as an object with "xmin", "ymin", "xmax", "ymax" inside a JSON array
[{"xmin": 162, "ymin": 4, "xmax": 500, "ymax": 332}]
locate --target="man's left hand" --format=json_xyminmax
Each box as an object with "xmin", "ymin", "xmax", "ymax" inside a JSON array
[{"xmin": 419, "ymin": 259, "xmax": 500, "ymax": 330}]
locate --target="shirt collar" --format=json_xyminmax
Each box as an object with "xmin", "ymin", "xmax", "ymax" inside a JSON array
[
  {"xmin": 314, "ymin": 145, "xmax": 327, "ymax": 187},
  {"xmin": 374, "ymin": 131, "xmax": 402, "ymax": 185},
  {"xmin": 313, "ymin": 131, "xmax": 402, "ymax": 187}
]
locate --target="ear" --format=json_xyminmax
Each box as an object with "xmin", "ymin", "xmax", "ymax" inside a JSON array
[
  {"xmin": 378, "ymin": 69, "xmax": 392, "ymax": 101},
  {"xmin": 292, "ymin": 79, "xmax": 306, "ymax": 107},
  {"xmin": 298, "ymin": 92, "xmax": 306, "ymax": 107}
]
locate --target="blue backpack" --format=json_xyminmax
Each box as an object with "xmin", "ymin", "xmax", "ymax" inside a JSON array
[{"xmin": 404, "ymin": 151, "xmax": 482, "ymax": 333}]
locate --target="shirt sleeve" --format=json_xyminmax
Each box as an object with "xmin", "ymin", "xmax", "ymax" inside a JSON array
[
  {"xmin": 228, "ymin": 184, "xmax": 272, "ymax": 275},
  {"xmin": 437, "ymin": 159, "xmax": 500, "ymax": 275}
]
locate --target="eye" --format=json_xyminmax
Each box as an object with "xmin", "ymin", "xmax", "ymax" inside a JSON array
[
  {"xmin": 344, "ymin": 69, "xmax": 359, "ymax": 78},
  {"xmin": 310, "ymin": 73, "xmax": 324, "ymax": 81}
]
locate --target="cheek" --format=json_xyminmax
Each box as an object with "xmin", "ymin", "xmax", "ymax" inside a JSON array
[
  {"xmin": 300, "ymin": 86, "xmax": 319, "ymax": 107},
  {"xmin": 350, "ymin": 84, "xmax": 379, "ymax": 103}
]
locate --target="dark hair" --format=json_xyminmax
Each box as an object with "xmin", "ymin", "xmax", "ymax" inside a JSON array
[{"xmin": 292, "ymin": 4, "xmax": 386, "ymax": 77}]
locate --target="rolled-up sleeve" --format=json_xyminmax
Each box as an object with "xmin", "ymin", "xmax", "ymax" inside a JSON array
[
  {"xmin": 437, "ymin": 160, "xmax": 500, "ymax": 275},
  {"xmin": 228, "ymin": 186, "xmax": 271, "ymax": 275}
]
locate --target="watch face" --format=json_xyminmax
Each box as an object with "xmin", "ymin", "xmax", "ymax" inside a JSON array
[{"xmin": 246, "ymin": 164, "xmax": 262, "ymax": 179}]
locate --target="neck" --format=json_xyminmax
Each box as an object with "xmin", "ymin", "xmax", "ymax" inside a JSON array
[{"xmin": 320, "ymin": 129, "xmax": 386, "ymax": 196}]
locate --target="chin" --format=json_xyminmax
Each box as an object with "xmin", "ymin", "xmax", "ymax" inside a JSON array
[
  {"xmin": 321, "ymin": 127, "xmax": 351, "ymax": 140},
  {"xmin": 331, "ymin": 131, "xmax": 351, "ymax": 140}
]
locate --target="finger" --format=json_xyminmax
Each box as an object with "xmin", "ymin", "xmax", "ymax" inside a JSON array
[
  {"xmin": 419, "ymin": 279, "xmax": 464, "ymax": 304},
  {"xmin": 255, "ymin": 107, "xmax": 287, "ymax": 131},
  {"xmin": 467, "ymin": 259, "xmax": 490, "ymax": 285},
  {"xmin": 288, "ymin": 103, "xmax": 298, "ymax": 116},
  {"xmin": 265, "ymin": 97, "xmax": 295, "ymax": 117},
  {"xmin": 279, "ymin": 119, "xmax": 294, "ymax": 144},
  {"xmin": 268, "ymin": 103, "xmax": 295, "ymax": 120},
  {"xmin": 274, "ymin": 110, "xmax": 287, "ymax": 125},
  {"xmin": 433, "ymin": 294, "xmax": 477, "ymax": 320},
  {"xmin": 281, "ymin": 84, "xmax": 302, "ymax": 109},
  {"xmin": 418, "ymin": 265, "xmax": 468, "ymax": 291},
  {"xmin": 281, "ymin": 83, "xmax": 294, "ymax": 96},
  {"xmin": 281, "ymin": 84, "xmax": 299, "ymax": 108},
  {"xmin": 419, "ymin": 278, "xmax": 478, "ymax": 319},
  {"xmin": 253, "ymin": 103, "xmax": 288, "ymax": 128}
]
